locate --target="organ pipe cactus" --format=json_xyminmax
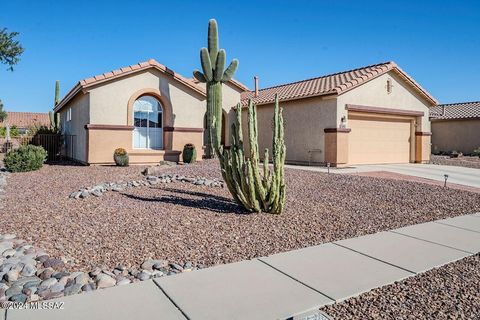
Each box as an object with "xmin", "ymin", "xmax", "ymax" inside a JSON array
[
  {"xmin": 194, "ymin": 20, "xmax": 286, "ymax": 213},
  {"xmin": 218, "ymin": 96, "xmax": 286, "ymax": 213},
  {"xmin": 193, "ymin": 19, "xmax": 238, "ymax": 158}
]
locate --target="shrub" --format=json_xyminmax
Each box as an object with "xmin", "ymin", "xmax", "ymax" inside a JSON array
[
  {"xmin": 0, "ymin": 125, "xmax": 20, "ymax": 138},
  {"xmin": 182, "ymin": 143, "xmax": 197, "ymax": 164},
  {"xmin": 113, "ymin": 148, "xmax": 129, "ymax": 166},
  {"xmin": 472, "ymin": 147, "xmax": 480, "ymax": 157},
  {"xmin": 4, "ymin": 145, "xmax": 47, "ymax": 172}
]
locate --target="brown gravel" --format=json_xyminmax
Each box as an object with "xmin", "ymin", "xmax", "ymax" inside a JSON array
[
  {"xmin": 320, "ymin": 254, "xmax": 480, "ymax": 319},
  {"xmin": 353, "ymin": 171, "xmax": 480, "ymax": 194},
  {"xmin": 2, "ymin": 160, "xmax": 480, "ymax": 272},
  {"xmin": 431, "ymin": 154, "xmax": 480, "ymax": 169}
]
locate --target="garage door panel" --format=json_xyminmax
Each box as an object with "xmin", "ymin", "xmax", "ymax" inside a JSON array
[{"xmin": 349, "ymin": 116, "xmax": 411, "ymax": 165}]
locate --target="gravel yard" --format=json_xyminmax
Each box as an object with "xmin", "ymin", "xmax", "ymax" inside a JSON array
[
  {"xmin": 321, "ymin": 253, "xmax": 480, "ymax": 319},
  {"xmin": 431, "ymin": 154, "xmax": 480, "ymax": 169},
  {"xmin": 2, "ymin": 160, "xmax": 480, "ymax": 272}
]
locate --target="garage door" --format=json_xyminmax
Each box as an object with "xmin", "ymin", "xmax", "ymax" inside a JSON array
[{"xmin": 349, "ymin": 116, "xmax": 412, "ymax": 165}]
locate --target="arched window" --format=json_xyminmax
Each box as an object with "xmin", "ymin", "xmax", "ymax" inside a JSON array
[{"xmin": 133, "ymin": 95, "xmax": 163, "ymax": 149}]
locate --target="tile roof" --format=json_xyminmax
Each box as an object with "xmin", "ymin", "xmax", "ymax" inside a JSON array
[
  {"xmin": 55, "ymin": 59, "xmax": 206, "ymax": 112},
  {"xmin": 430, "ymin": 101, "xmax": 480, "ymax": 120},
  {"xmin": 240, "ymin": 61, "xmax": 437, "ymax": 106},
  {"xmin": 0, "ymin": 112, "xmax": 50, "ymax": 128}
]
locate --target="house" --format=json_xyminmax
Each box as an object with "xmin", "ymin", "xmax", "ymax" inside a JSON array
[
  {"xmin": 430, "ymin": 101, "xmax": 480, "ymax": 154},
  {"xmin": 55, "ymin": 60, "xmax": 436, "ymax": 166},
  {"xmin": 241, "ymin": 61, "xmax": 436, "ymax": 166},
  {"xmin": 0, "ymin": 111, "xmax": 50, "ymax": 135},
  {"xmin": 54, "ymin": 59, "xmax": 245, "ymax": 164}
]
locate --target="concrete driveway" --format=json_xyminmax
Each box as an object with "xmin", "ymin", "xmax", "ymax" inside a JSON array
[{"xmin": 286, "ymin": 163, "xmax": 480, "ymax": 189}]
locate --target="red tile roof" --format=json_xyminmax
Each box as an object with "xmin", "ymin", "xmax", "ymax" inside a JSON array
[
  {"xmin": 240, "ymin": 61, "xmax": 437, "ymax": 106},
  {"xmin": 0, "ymin": 112, "xmax": 50, "ymax": 129},
  {"xmin": 190, "ymin": 77, "xmax": 250, "ymax": 92},
  {"xmin": 430, "ymin": 101, "xmax": 480, "ymax": 120},
  {"xmin": 55, "ymin": 59, "xmax": 206, "ymax": 112}
]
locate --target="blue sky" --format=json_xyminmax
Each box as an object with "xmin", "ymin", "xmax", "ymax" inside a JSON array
[{"xmin": 1, "ymin": 0, "xmax": 479, "ymax": 112}]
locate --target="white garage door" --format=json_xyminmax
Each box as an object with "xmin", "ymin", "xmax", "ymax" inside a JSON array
[{"xmin": 349, "ymin": 116, "xmax": 412, "ymax": 165}]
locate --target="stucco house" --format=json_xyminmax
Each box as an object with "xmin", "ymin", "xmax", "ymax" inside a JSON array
[
  {"xmin": 241, "ymin": 61, "xmax": 436, "ymax": 166},
  {"xmin": 54, "ymin": 59, "xmax": 246, "ymax": 164},
  {"xmin": 55, "ymin": 60, "xmax": 436, "ymax": 166},
  {"xmin": 430, "ymin": 101, "xmax": 480, "ymax": 154}
]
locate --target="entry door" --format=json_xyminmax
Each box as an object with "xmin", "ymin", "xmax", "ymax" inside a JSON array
[
  {"xmin": 348, "ymin": 115, "xmax": 411, "ymax": 165},
  {"xmin": 133, "ymin": 96, "xmax": 163, "ymax": 149}
]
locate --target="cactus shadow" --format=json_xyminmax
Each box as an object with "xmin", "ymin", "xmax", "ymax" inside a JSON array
[{"xmin": 122, "ymin": 188, "xmax": 249, "ymax": 214}]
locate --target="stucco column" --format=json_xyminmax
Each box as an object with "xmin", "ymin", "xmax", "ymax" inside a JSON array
[
  {"xmin": 324, "ymin": 128, "xmax": 351, "ymax": 167},
  {"xmin": 415, "ymin": 132, "xmax": 432, "ymax": 163}
]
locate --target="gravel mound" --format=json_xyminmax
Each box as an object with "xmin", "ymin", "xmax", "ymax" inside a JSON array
[
  {"xmin": 1, "ymin": 160, "xmax": 480, "ymax": 272},
  {"xmin": 321, "ymin": 254, "xmax": 480, "ymax": 319}
]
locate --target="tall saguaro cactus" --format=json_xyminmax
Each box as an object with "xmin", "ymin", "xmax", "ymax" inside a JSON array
[
  {"xmin": 193, "ymin": 19, "xmax": 238, "ymax": 158},
  {"xmin": 49, "ymin": 80, "xmax": 61, "ymax": 132},
  {"xmin": 194, "ymin": 20, "xmax": 286, "ymax": 213}
]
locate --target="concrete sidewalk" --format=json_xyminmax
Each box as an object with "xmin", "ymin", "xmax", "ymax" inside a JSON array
[
  {"xmin": 286, "ymin": 163, "xmax": 480, "ymax": 189},
  {"xmin": 4, "ymin": 213, "xmax": 480, "ymax": 320}
]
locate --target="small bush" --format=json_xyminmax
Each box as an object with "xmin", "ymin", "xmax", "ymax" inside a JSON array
[
  {"xmin": 4, "ymin": 145, "xmax": 47, "ymax": 172},
  {"xmin": 0, "ymin": 125, "xmax": 20, "ymax": 138},
  {"xmin": 449, "ymin": 150, "xmax": 462, "ymax": 158},
  {"xmin": 182, "ymin": 143, "xmax": 197, "ymax": 164},
  {"xmin": 113, "ymin": 148, "xmax": 129, "ymax": 166},
  {"xmin": 472, "ymin": 147, "xmax": 480, "ymax": 157}
]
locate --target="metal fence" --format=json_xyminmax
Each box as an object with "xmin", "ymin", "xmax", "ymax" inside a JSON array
[{"xmin": 0, "ymin": 134, "xmax": 76, "ymax": 161}]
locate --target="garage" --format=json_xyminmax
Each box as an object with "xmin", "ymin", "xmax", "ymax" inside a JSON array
[{"xmin": 348, "ymin": 114, "xmax": 413, "ymax": 165}]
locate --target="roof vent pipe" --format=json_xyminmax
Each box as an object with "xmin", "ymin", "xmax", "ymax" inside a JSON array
[
  {"xmin": 442, "ymin": 105, "xmax": 445, "ymax": 116},
  {"xmin": 254, "ymin": 76, "xmax": 259, "ymax": 97}
]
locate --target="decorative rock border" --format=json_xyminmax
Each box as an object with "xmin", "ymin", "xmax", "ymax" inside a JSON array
[
  {"xmin": 0, "ymin": 169, "xmax": 8, "ymax": 210},
  {"xmin": 0, "ymin": 234, "xmax": 202, "ymax": 303},
  {"xmin": 69, "ymin": 173, "xmax": 224, "ymax": 199}
]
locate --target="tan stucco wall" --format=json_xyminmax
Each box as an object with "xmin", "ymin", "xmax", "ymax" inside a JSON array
[
  {"xmin": 431, "ymin": 119, "xmax": 480, "ymax": 154},
  {"xmin": 241, "ymin": 96, "xmax": 337, "ymax": 164},
  {"xmin": 87, "ymin": 128, "xmax": 203, "ymax": 164},
  {"xmin": 87, "ymin": 69, "xmax": 206, "ymax": 128},
  {"xmin": 415, "ymin": 134, "xmax": 431, "ymax": 163},
  {"xmin": 337, "ymin": 71, "xmax": 432, "ymax": 132},
  {"xmin": 59, "ymin": 93, "xmax": 89, "ymax": 163}
]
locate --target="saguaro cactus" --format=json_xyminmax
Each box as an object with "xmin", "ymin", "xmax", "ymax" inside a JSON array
[
  {"xmin": 54, "ymin": 80, "xmax": 60, "ymax": 106},
  {"xmin": 194, "ymin": 20, "xmax": 286, "ymax": 213},
  {"xmin": 193, "ymin": 19, "xmax": 238, "ymax": 158},
  {"xmin": 49, "ymin": 81, "xmax": 61, "ymax": 132}
]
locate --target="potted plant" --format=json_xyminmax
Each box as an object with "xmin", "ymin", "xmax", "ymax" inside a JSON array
[
  {"xmin": 182, "ymin": 143, "xmax": 197, "ymax": 164},
  {"xmin": 113, "ymin": 148, "xmax": 129, "ymax": 166}
]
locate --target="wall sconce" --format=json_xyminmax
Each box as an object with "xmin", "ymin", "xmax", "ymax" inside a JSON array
[{"xmin": 340, "ymin": 116, "xmax": 347, "ymax": 128}]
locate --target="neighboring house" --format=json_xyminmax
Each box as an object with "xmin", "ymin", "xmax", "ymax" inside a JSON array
[
  {"xmin": 241, "ymin": 61, "xmax": 436, "ymax": 166},
  {"xmin": 0, "ymin": 111, "xmax": 50, "ymax": 134},
  {"xmin": 430, "ymin": 101, "xmax": 480, "ymax": 154},
  {"xmin": 55, "ymin": 60, "xmax": 437, "ymax": 166}
]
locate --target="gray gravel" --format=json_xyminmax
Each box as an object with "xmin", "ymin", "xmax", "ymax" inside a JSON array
[
  {"xmin": 1, "ymin": 160, "xmax": 480, "ymax": 273},
  {"xmin": 320, "ymin": 254, "xmax": 480, "ymax": 319},
  {"xmin": 431, "ymin": 155, "xmax": 480, "ymax": 169}
]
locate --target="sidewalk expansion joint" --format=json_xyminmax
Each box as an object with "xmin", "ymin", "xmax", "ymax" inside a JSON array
[
  {"xmin": 434, "ymin": 221, "xmax": 480, "ymax": 234},
  {"xmin": 152, "ymin": 280, "xmax": 191, "ymax": 320},
  {"xmin": 389, "ymin": 230, "xmax": 475, "ymax": 254},
  {"xmin": 256, "ymin": 258, "xmax": 337, "ymax": 303},
  {"xmin": 331, "ymin": 243, "xmax": 416, "ymax": 275}
]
